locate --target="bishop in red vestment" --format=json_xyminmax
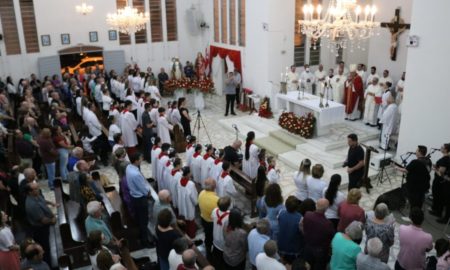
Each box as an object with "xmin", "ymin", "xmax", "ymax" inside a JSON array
[{"xmin": 343, "ymin": 69, "xmax": 364, "ymax": 120}]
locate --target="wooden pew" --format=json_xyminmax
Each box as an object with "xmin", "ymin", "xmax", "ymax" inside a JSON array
[
  {"xmin": 230, "ymin": 166, "xmax": 257, "ymax": 218},
  {"xmin": 54, "ymin": 179, "xmax": 91, "ymax": 269},
  {"xmin": 68, "ymin": 123, "xmax": 79, "ymax": 145}
]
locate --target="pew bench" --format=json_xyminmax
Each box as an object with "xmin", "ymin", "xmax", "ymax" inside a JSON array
[{"xmin": 230, "ymin": 166, "xmax": 257, "ymax": 218}]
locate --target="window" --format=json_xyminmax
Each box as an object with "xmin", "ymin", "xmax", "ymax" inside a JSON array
[
  {"xmin": 116, "ymin": 0, "xmax": 131, "ymax": 45},
  {"xmin": 213, "ymin": 0, "xmax": 220, "ymax": 43},
  {"xmin": 230, "ymin": 0, "xmax": 236, "ymax": 45},
  {"xmin": 0, "ymin": 0, "xmax": 21, "ymax": 55},
  {"xmin": 20, "ymin": 0, "xmax": 39, "ymax": 53},
  {"xmin": 165, "ymin": 0, "xmax": 177, "ymax": 41},
  {"xmin": 149, "ymin": 0, "xmax": 163, "ymax": 42},
  {"xmin": 294, "ymin": 0, "xmax": 321, "ymax": 66},
  {"xmin": 214, "ymin": 0, "xmax": 245, "ymax": 47},
  {"xmin": 133, "ymin": 0, "xmax": 147, "ymax": 44}
]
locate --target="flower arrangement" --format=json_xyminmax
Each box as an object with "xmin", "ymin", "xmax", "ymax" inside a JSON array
[
  {"xmin": 278, "ymin": 112, "xmax": 316, "ymax": 138},
  {"xmin": 258, "ymin": 97, "xmax": 273, "ymax": 118},
  {"xmin": 164, "ymin": 77, "xmax": 214, "ymax": 95}
]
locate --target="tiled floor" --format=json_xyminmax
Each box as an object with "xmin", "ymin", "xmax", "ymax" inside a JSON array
[{"xmin": 37, "ymin": 93, "xmax": 445, "ymax": 269}]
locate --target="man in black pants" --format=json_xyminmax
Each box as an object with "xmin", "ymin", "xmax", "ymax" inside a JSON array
[
  {"xmin": 234, "ymin": 69, "xmax": 242, "ymax": 106},
  {"xmin": 141, "ymin": 102, "xmax": 155, "ymax": 163},
  {"xmin": 343, "ymin": 134, "xmax": 365, "ymax": 190},
  {"xmin": 224, "ymin": 72, "xmax": 237, "ymax": 116}
]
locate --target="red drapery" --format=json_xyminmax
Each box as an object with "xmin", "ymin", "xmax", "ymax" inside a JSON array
[{"xmin": 209, "ymin": 45, "xmax": 242, "ymax": 75}]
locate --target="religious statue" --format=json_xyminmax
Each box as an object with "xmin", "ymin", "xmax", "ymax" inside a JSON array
[
  {"xmin": 195, "ymin": 52, "xmax": 207, "ymax": 80},
  {"xmin": 171, "ymin": 58, "xmax": 183, "ymax": 80},
  {"xmin": 381, "ymin": 8, "xmax": 411, "ymax": 61}
]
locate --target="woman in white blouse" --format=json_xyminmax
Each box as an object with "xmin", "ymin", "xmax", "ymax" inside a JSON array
[
  {"xmin": 306, "ymin": 164, "xmax": 327, "ymax": 202},
  {"xmin": 322, "ymin": 174, "xmax": 345, "ymax": 229},
  {"xmin": 242, "ymin": 131, "xmax": 259, "ymax": 179},
  {"xmin": 293, "ymin": 158, "xmax": 311, "ymax": 202}
]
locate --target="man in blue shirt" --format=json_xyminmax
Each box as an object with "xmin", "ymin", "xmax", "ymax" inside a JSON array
[
  {"xmin": 247, "ymin": 219, "xmax": 271, "ymax": 269},
  {"xmin": 126, "ymin": 152, "xmax": 154, "ymax": 248}
]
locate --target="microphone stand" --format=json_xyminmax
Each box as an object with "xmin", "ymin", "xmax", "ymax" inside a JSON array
[{"xmin": 399, "ymin": 152, "xmax": 413, "ymax": 186}]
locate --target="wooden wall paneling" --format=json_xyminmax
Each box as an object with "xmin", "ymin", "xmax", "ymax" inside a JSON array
[
  {"xmin": 230, "ymin": 0, "xmax": 236, "ymax": 45},
  {"xmin": 149, "ymin": 0, "xmax": 163, "ymax": 42},
  {"xmin": 238, "ymin": 0, "xmax": 245, "ymax": 46},
  {"xmin": 165, "ymin": 0, "xmax": 177, "ymax": 41},
  {"xmin": 213, "ymin": 0, "xmax": 219, "ymax": 43},
  {"xmin": 221, "ymin": 0, "xmax": 227, "ymax": 43},
  {"xmin": 133, "ymin": 0, "xmax": 147, "ymax": 43},
  {"xmin": 0, "ymin": 0, "xmax": 22, "ymax": 54}
]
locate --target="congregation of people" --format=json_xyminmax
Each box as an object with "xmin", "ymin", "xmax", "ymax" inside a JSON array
[{"xmin": 0, "ymin": 58, "xmax": 449, "ymax": 270}]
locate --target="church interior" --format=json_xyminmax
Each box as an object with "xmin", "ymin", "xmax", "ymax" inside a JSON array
[{"xmin": 0, "ymin": 0, "xmax": 449, "ymax": 269}]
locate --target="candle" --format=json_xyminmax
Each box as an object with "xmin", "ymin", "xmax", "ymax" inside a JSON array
[
  {"xmin": 370, "ymin": 5, "xmax": 377, "ymax": 22},
  {"xmin": 355, "ymin": 6, "xmax": 361, "ymax": 23},
  {"xmin": 281, "ymin": 73, "xmax": 284, "ymax": 82},
  {"xmin": 316, "ymin": 5, "xmax": 322, "ymax": 20},
  {"xmin": 364, "ymin": 5, "xmax": 371, "ymax": 21}
]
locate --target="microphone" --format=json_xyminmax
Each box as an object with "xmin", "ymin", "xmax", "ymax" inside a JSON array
[
  {"xmin": 406, "ymin": 152, "xmax": 416, "ymax": 155},
  {"xmin": 232, "ymin": 124, "xmax": 239, "ymax": 132},
  {"xmin": 431, "ymin": 147, "xmax": 440, "ymax": 151}
]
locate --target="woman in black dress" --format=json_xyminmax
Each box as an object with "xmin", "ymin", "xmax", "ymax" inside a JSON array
[{"xmin": 178, "ymin": 97, "xmax": 192, "ymax": 137}]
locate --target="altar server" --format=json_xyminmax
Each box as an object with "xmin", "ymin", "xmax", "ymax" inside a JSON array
[
  {"xmin": 211, "ymin": 149, "xmax": 225, "ymax": 181},
  {"xmin": 149, "ymin": 100, "xmax": 159, "ymax": 133},
  {"xmin": 380, "ymin": 95, "xmax": 399, "ymax": 150},
  {"xmin": 243, "ymin": 131, "xmax": 259, "ymax": 179},
  {"xmin": 286, "ymin": 65, "xmax": 300, "ymax": 91},
  {"xmin": 156, "ymin": 143, "xmax": 171, "ymax": 189},
  {"xmin": 169, "ymin": 158, "xmax": 182, "ymax": 209},
  {"xmin": 363, "ymin": 77, "xmax": 382, "ymax": 126},
  {"xmin": 201, "ymin": 145, "xmax": 215, "ymax": 188},
  {"xmin": 185, "ymin": 136, "xmax": 197, "ymax": 167},
  {"xmin": 329, "ymin": 68, "xmax": 345, "ymax": 103},
  {"xmin": 314, "ymin": 64, "xmax": 327, "ymax": 95},
  {"xmin": 379, "ymin": 70, "xmax": 393, "ymax": 87},
  {"xmin": 366, "ymin": 66, "xmax": 379, "ymax": 86},
  {"xmin": 120, "ymin": 100, "xmax": 139, "ymax": 152},
  {"xmin": 216, "ymin": 161, "xmax": 237, "ymax": 198},
  {"xmin": 266, "ymin": 157, "xmax": 281, "ymax": 184},
  {"xmin": 176, "ymin": 166, "xmax": 198, "ymax": 238},
  {"xmin": 162, "ymin": 149, "xmax": 177, "ymax": 191},
  {"xmin": 151, "ymin": 137, "xmax": 162, "ymax": 178},
  {"xmin": 157, "ymin": 107, "xmax": 173, "ymax": 144},
  {"xmin": 191, "ymin": 144, "xmax": 203, "ymax": 184},
  {"xmin": 300, "ymin": 64, "xmax": 315, "ymax": 94}
]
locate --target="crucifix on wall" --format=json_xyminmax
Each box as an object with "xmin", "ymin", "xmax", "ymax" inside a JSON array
[{"xmin": 381, "ymin": 8, "xmax": 411, "ymax": 61}]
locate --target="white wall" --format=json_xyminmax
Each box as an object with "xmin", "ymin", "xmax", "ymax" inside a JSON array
[
  {"xmin": 397, "ymin": 0, "xmax": 450, "ymax": 160},
  {"xmin": 0, "ymin": 0, "xmax": 208, "ymax": 80}
]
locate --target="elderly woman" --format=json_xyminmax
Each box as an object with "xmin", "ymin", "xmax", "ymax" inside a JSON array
[
  {"xmin": 357, "ymin": 237, "xmax": 390, "ymax": 270},
  {"xmin": 306, "ymin": 164, "xmax": 327, "ymax": 202},
  {"xmin": 365, "ymin": 197, "xmax": 395, "ymax": 224},
  {"xmin": 331, "ymin": 221, "xmax": 363, "ymax": 270},
  {"xmin": 223, "ymin": 208, "xmax": 248, "ymax": 270},
  {"xmin": 337, "ymin": 188, "xmax": 366, "ymax": 232},
  {"xmin": 364, "ymin": 203, "xmax": 394, "ymax": 263}
]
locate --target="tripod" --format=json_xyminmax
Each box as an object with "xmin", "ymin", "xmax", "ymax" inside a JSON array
[
  {"xmin": 193, "ymin": 109, "xmax": 213, "ymax": 145},
  {"xmin": 375, "ymin": 134, "xmax": 392, "ymax": 185}
]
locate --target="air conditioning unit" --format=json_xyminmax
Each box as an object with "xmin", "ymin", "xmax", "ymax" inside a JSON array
[{"xmin": 370, "ymin": 153, "xmax": 393, "ymax": 171}]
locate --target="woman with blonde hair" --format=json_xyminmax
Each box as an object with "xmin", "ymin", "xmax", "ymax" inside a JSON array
[
  {"xmin": 337, "ymin": 188, "xmax": 366, "ymax": 232},
  {"xmin": 293, "ymin": 158, "xmax": 311, "ymax": 202},
  {"xmin": 306, "ymin": 164, "xmax": 327, "ymax": 202}
]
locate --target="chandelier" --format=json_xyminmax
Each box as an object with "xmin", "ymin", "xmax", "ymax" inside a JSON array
[
  {"xmin": 298, "ymin": 0, "xmax": 380, "ymax": 52},
  {"xmin": 75, "ymin": 2, "xmax": 93, "ymax": 15},
  {"xmin": 106, "ymin": 4, "xmax": 150, "ymax": 35}
]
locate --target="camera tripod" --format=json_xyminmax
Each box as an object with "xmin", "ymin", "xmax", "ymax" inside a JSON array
[{"xmin": 193, "ymin": 109, "xmax": 212, "ymax": 145}]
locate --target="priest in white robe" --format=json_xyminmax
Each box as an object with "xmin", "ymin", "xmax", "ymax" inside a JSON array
[
  {"xmin": 335, "ymin": 61, "xmax": 349, "ymax": 77},
  {"xmin": 377, "ymin": 85, "xmax": 393, "ymax": 120},
  {"xmin": 314, "ymin": 64, "xmax": 327, "ymax": 95},
  {"xmin": 380, "ymin": 95, "xmax": 399, "ymax": 150},
  {"xmin": 157, "ymin": 107, "xmax": 173, "ymax": 144},
  {"xmin": 120, "ymin": 100, "xmax": 139, "ymax": 151},
  {"xmin": 286, "ymin": 65, "xmax": 300, "ymax": 91},
  {"xmin": 156, "ymin": 143, "xmax": 171, "ymax": 189},
  {"xmin": 363, "ymin": 77, "xmax": 382, "ymax": 126},
  {"xmin": 329, "ymin": 68, "xmax": 345, "ymax": 103},
  {"xmin": 300, "ymin": 64, "xmax": 315, "ymax": 94},
  {"xmin": 200, "ymin": 145, "xmax": 215, "ymax": 188},
  {"xmin": 366, "ymin": 66, "xmax": 379, "ymax": 86},
  {"xmin": 395, "ymin": 72, "xmax": 406, "ymax": 114},
  {"xmin": 176, "ymin": 166, "xmax": 198, "ymax": 238},
  {"xmin": 379, "ymin": 70, "xmax": 393, "ymax": 86}
]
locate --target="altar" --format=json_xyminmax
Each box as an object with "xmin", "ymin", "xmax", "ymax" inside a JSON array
[{"xmin": 275, "ymin": 91, "xmax": 345, "ymax": 136}]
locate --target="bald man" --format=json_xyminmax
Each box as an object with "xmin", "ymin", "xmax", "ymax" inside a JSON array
[
  {"xmin": 302, "ymin": 198, "xmax": 335, "ymax": 269},
  {"xmin": 153, "ymin": 189, "xmax": 177, "ymax": 226},
  {"xmin": 179, "ymin": 249, "xmax": 197, "ymax": 270},
  {"xmin": 223, "ymin": 140, "xmax": 242, "ymax": 166}
]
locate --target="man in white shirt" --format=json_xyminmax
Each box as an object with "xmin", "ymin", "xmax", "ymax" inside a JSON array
[
  {"xmin": 300, "ymin": 64, "xmax": 315, "ymax": 94},
  {"xmin": 314, "ymin": 64, "xmax": 327, "ymax": 95},
  {"xmin": 286, "ymin": 65, "xmax": 299, "ymax": 91},
  {"xmin": 396, "ymin": 72, "xmax": 406, "ymax": 114},
  {"xmin": 176, "ymin": 167, "xmax": 198, "ymax": 239},
  {"xmin": 335, "ymin": 61, "xmax": 349, "ymax": 77},
  {"xmin": 168, "ymin": 238, "xmax": 197, "ymax": 270},
  {"xmin": 363, "ymin": 77, "xmax": 382, "ymax": 126},
  {"xmin": 216, "ymin": 161, "xmax": 237, "ymax": 198},
  {"xmin": 379, "ymin": 69, "xmax": 393, "ymax": 86},
  {"xmin": 366, "ymin": 66, "xmax": 379, "ymax": 86},
  {"xmin": 255, "ymin": 240, "xmax": 286, "ymax": 270},
  {"xmin": 120, "ymin": 100, "xmax": 139, "ymax": 152}
]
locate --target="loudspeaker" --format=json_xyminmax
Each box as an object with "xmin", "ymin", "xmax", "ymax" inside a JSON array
[{"xmin": 375, "ymin": 187, "xmax": 406, "ymax": 211}]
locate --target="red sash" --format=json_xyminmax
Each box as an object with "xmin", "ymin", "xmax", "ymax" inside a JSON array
[
  {"xmin": 193, "ymin": 152, "xmax": 200, "ymax": 158},
  {"xmin": 180, "ymin": 177, "xmax": 189, "ymax": 187},
  {"xmin": 152, "ymin": 145, "xmax": 160, "ymax": 150},
  {"xmin": 203, "ymin": 154, "xmax": 210, "ymax": 160},
  {"xmin": 171, "ymin": 169, "xmax": 179, "ymax": 176},
  {"xmin": 158, "ymin": 152, "xmax": 167, "ymax": 159},
  {"xmin": 216, "ymin": 209, "xmax": 229, "ymax": 225},
  {"xmin": 166, "ymin": 160, "xmax": 171, "ymax": 167},
  {"xmin": 221, "ymin": 171, "xmax": 229, "ymax": 179},
  {"xmin": 186, "ymin": 144, "xmax": 192, "ymax": 150},
  {"xmin": 214, "ymin": 159, "xmax": 221, "ymax": 165},
  {"xmin": 268, "ymin": 165, "xmax": 275, "ymax": 171}
]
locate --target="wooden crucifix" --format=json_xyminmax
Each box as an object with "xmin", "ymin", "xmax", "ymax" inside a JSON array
[{"xmin": 381, "ymin": 8, "xmax": 411, "ymax": 61}]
